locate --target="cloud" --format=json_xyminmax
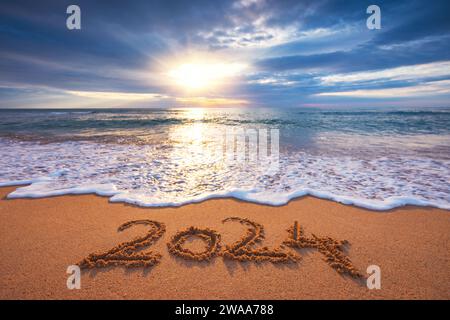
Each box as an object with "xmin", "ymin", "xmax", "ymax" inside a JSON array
[
  {"xmin": 198, "ymin": 23, "xmax": 300, "ymax": 49},
  {"xmin": 1, "ymin": 0, "xmax": 450, "ymax": 107},
  {"xmin": 257, "ymin": 35, "xmax": 450, "ymax": 74},
  {"xmin": 247, "ymin": 76, "xmax": 298, "ymax": 86},
  {"xmin": 68, "ymin": 90, "xmax": 170, "ymax": 101},
  {"xmin": 319, "ymin": 61, "xmax": 450, "ymax": 84},
  {"xmin": 316, "ymin": 79, "xmax": 450, "ymax": 98},
  {"xmin": 175, "ymin": 96, "xmax": 249, "ymax": 107}
]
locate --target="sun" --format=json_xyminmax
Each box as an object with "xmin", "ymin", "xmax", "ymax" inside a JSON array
[{"xmin": 168, "ymin": 61, "xmax": 246, "ymax": 91}]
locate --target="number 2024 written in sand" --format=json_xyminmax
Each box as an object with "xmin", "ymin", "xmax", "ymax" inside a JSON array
[{"xmin": 77, "ymin": 217, "xmax": 362, "ymax": 278}]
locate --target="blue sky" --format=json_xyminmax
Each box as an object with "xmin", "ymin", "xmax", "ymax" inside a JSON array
[{"xmin": 1, "ymin": 0, "xmax": 450, "ymax": 108}]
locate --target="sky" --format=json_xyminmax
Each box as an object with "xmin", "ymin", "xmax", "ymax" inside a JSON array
[{"xmin": 1, "ymin": 0, "xmax": 450, "ymax": 108}]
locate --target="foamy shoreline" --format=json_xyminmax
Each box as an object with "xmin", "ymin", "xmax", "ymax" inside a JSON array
[
  {"xmin": 1, "ymin": 109, "xmax": 449, "ymax": 215},
  {"xmin": 2, "ymin": 179, "xmax": 449, "ymax": 212}
]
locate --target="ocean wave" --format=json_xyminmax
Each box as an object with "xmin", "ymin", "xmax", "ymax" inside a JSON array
[
  {"xmin": 2, "ymin": 108, "xmax": 450, "ymax": 141},
  {"xmin": 1, "ymin": 138, "xmax": 449, "ymax": 211},
  {"xmin": 2, "ymin": 178, "xmax": 449, "ymax": 211},
  {"xmin": 49, "ymin": 111, "xmax": 94, "ymax": 115},
  {"xmin": 1, "ymin": 108, "xmax": 449, "ymax": 211}
]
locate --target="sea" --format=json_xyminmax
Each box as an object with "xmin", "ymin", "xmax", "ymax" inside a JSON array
[{"xmin": 0, "ymin": 107, "xmax": 449, "ymax": 210}]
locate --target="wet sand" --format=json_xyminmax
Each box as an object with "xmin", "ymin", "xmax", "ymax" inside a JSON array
[{"xmin": 0, "ymin": 186, "xmax": 449, "ymax": 299}]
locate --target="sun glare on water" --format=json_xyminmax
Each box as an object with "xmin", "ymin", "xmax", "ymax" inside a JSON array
[{"xmin": 168, "ymin": 62, "xmax": 246, "ymax": 90}]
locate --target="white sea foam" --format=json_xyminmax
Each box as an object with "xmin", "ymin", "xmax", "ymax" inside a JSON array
[{"xmin": 1, "ymin": 137, "xmax": 449, "ymax": 211}]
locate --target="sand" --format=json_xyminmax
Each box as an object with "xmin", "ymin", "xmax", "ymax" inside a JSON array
[{"xmin": 0, "ymin": 186, "xmax": 449, "ymax": 299}]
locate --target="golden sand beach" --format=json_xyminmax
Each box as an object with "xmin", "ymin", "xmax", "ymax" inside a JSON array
[{"xmin": 0, "ymin": 186, "xmax": 449, "ymax": 299}]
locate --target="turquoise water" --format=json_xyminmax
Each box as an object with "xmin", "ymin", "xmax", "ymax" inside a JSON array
[
  {"xmin": 1, "ymin": 108, "xmax": 450, "ymax": 139},
  {"xmin": 0, "ymin": 107, "xmax": 449, "ymax": 210}
]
